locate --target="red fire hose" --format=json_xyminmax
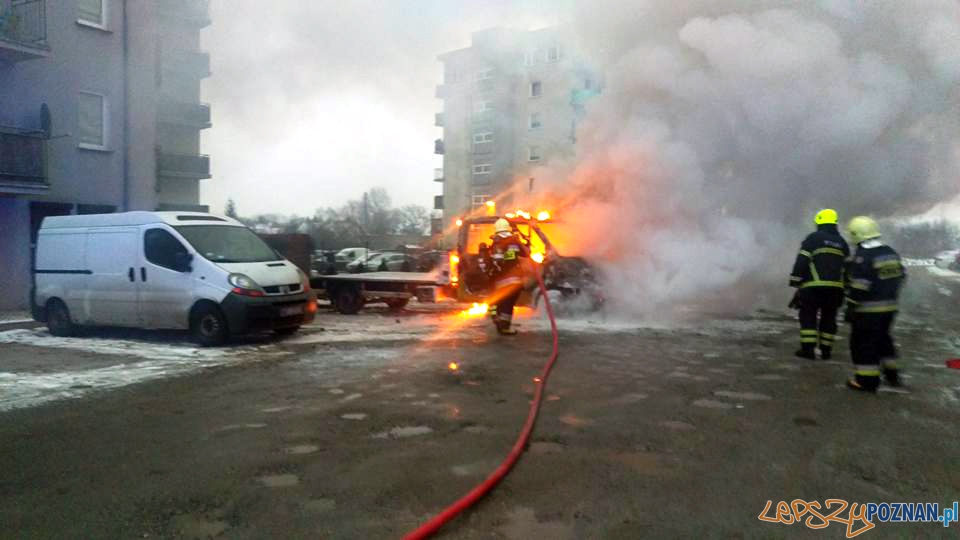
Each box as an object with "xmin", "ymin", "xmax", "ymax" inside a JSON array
[{"xmin": 402, "ymin": 269, "xmax": 561, "ymax": 539}]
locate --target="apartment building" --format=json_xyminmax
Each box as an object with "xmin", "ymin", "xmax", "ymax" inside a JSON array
[
  {"xmin": 433, "ymin": 27, "xmax": 599, "ymax": 232},
  {"xmin": 0, "ymin": 0, "xmax": 212, "ymax": 310}
]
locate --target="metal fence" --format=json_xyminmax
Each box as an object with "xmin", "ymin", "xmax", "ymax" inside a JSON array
[{"xmin": 0, "ymin": 0, "xmax": 47, "ymax": 48}]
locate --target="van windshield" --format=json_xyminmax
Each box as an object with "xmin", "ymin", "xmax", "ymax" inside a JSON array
[{"xmin": 174, "ymin": 225, "xmax": 280, "ymax": 263}]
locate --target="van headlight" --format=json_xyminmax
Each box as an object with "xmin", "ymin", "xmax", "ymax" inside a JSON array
[{"xmin": 228, "ymin": 273, "xmax": 264, "ymax": 296}]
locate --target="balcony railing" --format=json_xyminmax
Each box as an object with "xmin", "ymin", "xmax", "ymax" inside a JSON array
[
  {"xmin": 157, "ymin": 150, "xmax": 211, "ymax": 179},
  {"xmin": 433, "ymin": 168, "xmax": 443, "ymax": 182},
  {"xmin": 434, "ymin": 195, "xmax": 444, "ymax": 210},
  {"xmin": 434, "ymin": 139, "xmax": 444, "ymax": 155},
  {"xmin": 162, "ymin": 50, "xmax": 211, "ymax": 78},
  {"xmin": 0, "ymin": 128, "xmax": 48, "ymax": 194},
  {"xmin": 434, "ymin": 113, "xmax": 443, "ymax": 127},
  {"xmin": 157, "ymin": 99, "xmax": 212, "ymax": 128},
  {"xmin": 157, "ymin": 0, "xmax": 211, "ymax": 28},
  {"xmin": 0, "ymin": 0, "xmax": 49, "ymax": 62}
]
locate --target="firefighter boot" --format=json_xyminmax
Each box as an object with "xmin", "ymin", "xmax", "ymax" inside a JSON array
[
  {"xmin": 882, "ymin": 360, "xmax": 901, "ymax": 387},
  {"xmin": 495, "ymin": 313, "xmax": 517, "ymax": 335},
  {"xmin": 794, "ymin": 346, "xmax": 816, "ymax": 360},
  {"xmin": 846, "ymin": 374, "xmax": 879, "ymax": 393},
  {"xmin": 819, "ymin": 346, "xmax": 832, "ymax": 360}
]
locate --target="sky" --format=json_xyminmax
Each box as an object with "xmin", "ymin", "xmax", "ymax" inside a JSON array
[{"xmin": 199, "ymin": 0, "xmax": 564, "ymax": 217}]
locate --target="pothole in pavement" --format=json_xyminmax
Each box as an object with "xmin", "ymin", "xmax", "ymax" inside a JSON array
[
  {"xmin": 285, "ymin": 444, "xmax": 320, "ymax": 455},
  {"xmin": 257, "ymin": 474, "xmax": 300, "ymax": 487},
  {"xmin": 713, "ymin": 390, "xmax": 772, "ymax": 401},
  {"xmin": 371, "ymin": 425, "xmax": 433, "ymax": 439}
]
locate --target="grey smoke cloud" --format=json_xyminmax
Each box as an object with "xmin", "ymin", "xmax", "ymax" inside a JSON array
[{"xmin": 549, "ymin": 0, "xmax": 960, "ymax": 314}]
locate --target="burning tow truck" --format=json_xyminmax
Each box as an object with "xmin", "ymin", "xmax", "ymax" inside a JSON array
[{"xmin": 447, "ymin": 207, "xmax": 604, "ymax": 313}]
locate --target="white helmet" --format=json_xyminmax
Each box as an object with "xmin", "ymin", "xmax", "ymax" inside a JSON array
[{"xmin": 494, "ymin": 218, "xmax": 511, "ymax": 233}]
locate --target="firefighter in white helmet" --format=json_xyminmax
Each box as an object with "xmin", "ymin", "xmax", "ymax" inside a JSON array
[
  {"xmin": 485, "ymin": 218, "xmax": 530, "ymax": 335},
  {"xmin": 844, "ymin": 216, "xmax": 906, "ymax": 393}
]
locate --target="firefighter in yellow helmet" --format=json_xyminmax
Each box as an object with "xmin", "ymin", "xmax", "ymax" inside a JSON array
[
  {"xmin": 789, "ymin": 209, "xmax": 850, "ymax": 360},
  {"xmin": 844, "ymin": 216, "xmax": 906, "ymax": 393},
  {"xmin": 485, "ymin": 217, "xmax": 530, "ymax": 335}
]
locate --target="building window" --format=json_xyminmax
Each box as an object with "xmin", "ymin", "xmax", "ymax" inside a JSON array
[
  {"xmin": 584, "ymin": 78, "xmax": 593, "ymax": 90},
  {"xmin": 77, "ymin": 0, "xmax": 107, "ymax": 29},
  {"xmin": 547, "ymin": 45, "xmax": 562, "ymax": 62},
  {"xmin": 473, "ymin": 132, "xmax": 493, "ymax": 144},
  {"xmin": 472, "ymin": 164, "xmax": 492, "ymax": 175},
  {"xmin": 530, "ymin": 81, "xmax": 542, "ymax": 97},
  {"xmin": 529, "ymin": 112, "xmax": 542, "ymax": 130},
  {"xmin": 78, "ymin": 92, "xmax": 107, "ymax": 150},
  {"xmin": 529, "ymin": 146, "xmax": 542, "ymax": 162},
  {"xmin": 473, "ymin": 100, "xmax": 493, "ymax": 114},
  {"xmin": 524, "ymin": 50, "xmax": 543, "ymax": 66},
  {"xmin": 471, "ymin": 195, "xmax": 491, "ymax": 210},
  {"xmin": 475, "ymin": 68, "xmax": 494, "ymax": 81}
]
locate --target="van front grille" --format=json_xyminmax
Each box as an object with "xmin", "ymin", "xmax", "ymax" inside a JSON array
[{"xmin": 263, "ymin": 283, "xmax": 302, "ymax": 295}]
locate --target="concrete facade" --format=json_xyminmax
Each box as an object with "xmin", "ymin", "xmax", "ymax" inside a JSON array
[
  {"xmin": 0, "ymin": 0, "xmax": 212, "ymax": 310},
  {"xmin": 435, "ymin": 27, "xmax": 599, "ymax": 229}
]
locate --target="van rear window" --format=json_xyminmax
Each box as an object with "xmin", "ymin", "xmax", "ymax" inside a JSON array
[{"xmin": 175, "ymin": 225, "xmax": 281, "ymax": 263}]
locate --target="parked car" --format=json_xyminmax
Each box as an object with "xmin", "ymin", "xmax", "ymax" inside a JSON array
[
  {"xmin": 345, "ymin": 251, "xmax": 383, "ymax": 273},
  {"xmin": 416, "ymin": 250, "xmax": 446, "ymax": 272},
  {"xmin": 379, "ymin": 252, "xmax": 416, "ymax": 272},
  {"xmin": 335, "ymin": 247, "xmax": 373, "ymax": 271},
  {"xmin": 32, "ymin": 211, "xmax": 316, "ymax": 345}
]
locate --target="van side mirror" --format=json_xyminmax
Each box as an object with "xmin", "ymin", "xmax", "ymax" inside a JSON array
[{"xmin": 175, "ymin": 252, "xmax": 193, "ymax": 273}]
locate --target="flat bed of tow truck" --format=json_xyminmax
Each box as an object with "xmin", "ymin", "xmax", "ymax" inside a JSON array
[{"xmin": 311, "ymin": 271, "xmax": 445, "ymax": 314}]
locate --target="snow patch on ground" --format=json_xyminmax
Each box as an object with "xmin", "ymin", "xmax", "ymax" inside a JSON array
[
  {"xmin": 927, "ymin": 266, "xmax": 960, "ymax": 280},
  {"xmin": 0, "ymin": 329, "xmax": 233, "ymax": 362}
]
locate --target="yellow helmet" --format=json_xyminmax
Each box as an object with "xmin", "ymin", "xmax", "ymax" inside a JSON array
[
  {"xmin": 847, "ymin": 216, "xmax": 881, "ymax": 243},
  {"xmin": 814, "ymin": 208, "xmax": 838, "ymax": 225},
  {"xmin": 494, "ymin": 218, "xmax": 511, "ymax": 233}
]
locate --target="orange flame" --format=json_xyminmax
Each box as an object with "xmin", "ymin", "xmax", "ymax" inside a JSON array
[
  {"xmin": 448, "ymin": 362, "xmax": 460, "ymax": 372},
  {"xmin": 459, "ymin": 303, "xmax": 489, "ymax": 317},
  {"xmin": 531, "ymin": 252, "xmax": 545, "ymax": 264}
]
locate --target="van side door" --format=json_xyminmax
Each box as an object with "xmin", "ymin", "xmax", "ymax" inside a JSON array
[
  {"xmin": 140, "ymin": 226, "xmax": 195, "ymax": 330},
  {"xmin": 84, "ymin": 228, "xmax": 142, "ymax": 327}
]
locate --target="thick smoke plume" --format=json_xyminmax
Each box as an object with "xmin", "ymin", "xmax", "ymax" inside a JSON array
[{"xmin": 541, "ymin": 0, "xmax": 960, "ymax": 316}]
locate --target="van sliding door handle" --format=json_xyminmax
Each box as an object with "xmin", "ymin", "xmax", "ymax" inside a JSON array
[
  {"xmin": 141, "ymin": 267, "xmax": 147, "ymax": 282},
  {"xmin": 128, "ymin": 268, "xmax": 135, "ymax": 282}
]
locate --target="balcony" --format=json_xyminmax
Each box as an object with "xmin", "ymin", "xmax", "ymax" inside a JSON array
[
  {"xmin": 157, "ymin": 0, "xmax": 211, "ymax": 28},
  {"xmin": 433, "ymin": 168, "xmax": 443, "ymax": 182},
  {"xmin": 157, "ymin": 99, "xmax": 212, "ymax": 129},
  {"xmin": 162, "ymin": 50, "xmax": 211, "ymax": 78},
  {"xmin": 157, "ymin": 149, "xmax": 211, "ymax": 179},
  {"xmin": 0, "ymin": 128, "xmax": 48, "ymax": 194},
  {"xmin": 434, "ymin": 113, "xmax": 443, "ymax": 127},
  {"xmin": 0, "ymin": 0, "xmax": 49, "ymax": 62},
  {"xmin": 434, "ymin": 139, "xmax": 444, "ymax": 155},
  {"xmin": 434, "ymin": 195, "xmax": 444, "ymax": 210}
]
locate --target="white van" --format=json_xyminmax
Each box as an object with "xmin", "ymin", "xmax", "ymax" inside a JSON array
[{"xmin": 32, "ymin": 211, "xmax": 317, "ymax": 345}]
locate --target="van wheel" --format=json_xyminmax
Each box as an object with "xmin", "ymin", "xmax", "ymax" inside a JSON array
[
  {"xmin": 47, "ymin": 300, "xmax": 76, "ymax": 337},
  {"xmin": 385, "ymin": 298, "xmax": 409, "ymax": 311},
  {"xmin": 274, "ymin": 326, "xmax": 300, "ymax": 336},
  {"xmin": 334, "ymin": 286, "xmax": 363, "ymax": 315},
  {"xmin": 191, "ymin": 304, "xmax": 228, "ymax": 346}
]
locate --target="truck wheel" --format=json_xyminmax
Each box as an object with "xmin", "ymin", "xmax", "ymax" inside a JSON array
[
  {"xmin": 191, "ymin": 304, "xmax": 228, "ymax": 346},
  {"xmin": 47, "ymin": 299, "xmax": 76, "ymax": 337},
  {"xmin": 335, "ymin": 286, "xmax": 363, "ymax": 315},
  {"xmin": 274, "ymin": 326, "xmax": 300, "ymax": 336},
  {"xmin": 385, "ymin": 298, "xmax": 409, "ymax": 311}
]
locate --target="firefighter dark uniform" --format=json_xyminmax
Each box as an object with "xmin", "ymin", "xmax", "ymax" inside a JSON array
[
  {"xmin": 844, "ymin": 216, "xmax": 905, "ymax": 393},
  {"xmin": 789, "ymin": 209, "xmax": 850, "ymax": 359},
  {"xmin": 487, "ymin": 219, "xmax": 529, "ymax": 335}
]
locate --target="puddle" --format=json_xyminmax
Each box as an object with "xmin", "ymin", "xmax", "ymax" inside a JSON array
[
  {"xmin": 286, "ymin": 445, "xmax": 319, "ymax": 455},
  {"xmin": 215, "ymin": 423, "xmax": 267, "ymax": 432},
  {"xmin": 303, "ymin": 498, "xmax": 337, "ymax": 513},
  {"xmin": 257, "ymin": 474, "xmax": 300, "ymax": 487},
  {"xmin": 340, "ymin": 413, "xmax": 368, "ymax": 420},
  {"xmin": 692, "ymin": 399, "xmax": 735, "ymax": 410},
  {"xmin": 660, "ymin": 420, "xmax": 696, "ymax": 431},
  {"xmin": 529, "ymin": 441, "xmax": 566, "ymax": 454},
  {"xmin": 713, "ymin": 390, "xmax": 772, "ymax": 401},
  {"xmin": 559, "ymin": 414, "xmax": 594, "ymax": 427},
  {"xmin": 372, "ymin": 425, "xmax": 433, "ymax": 439}
]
